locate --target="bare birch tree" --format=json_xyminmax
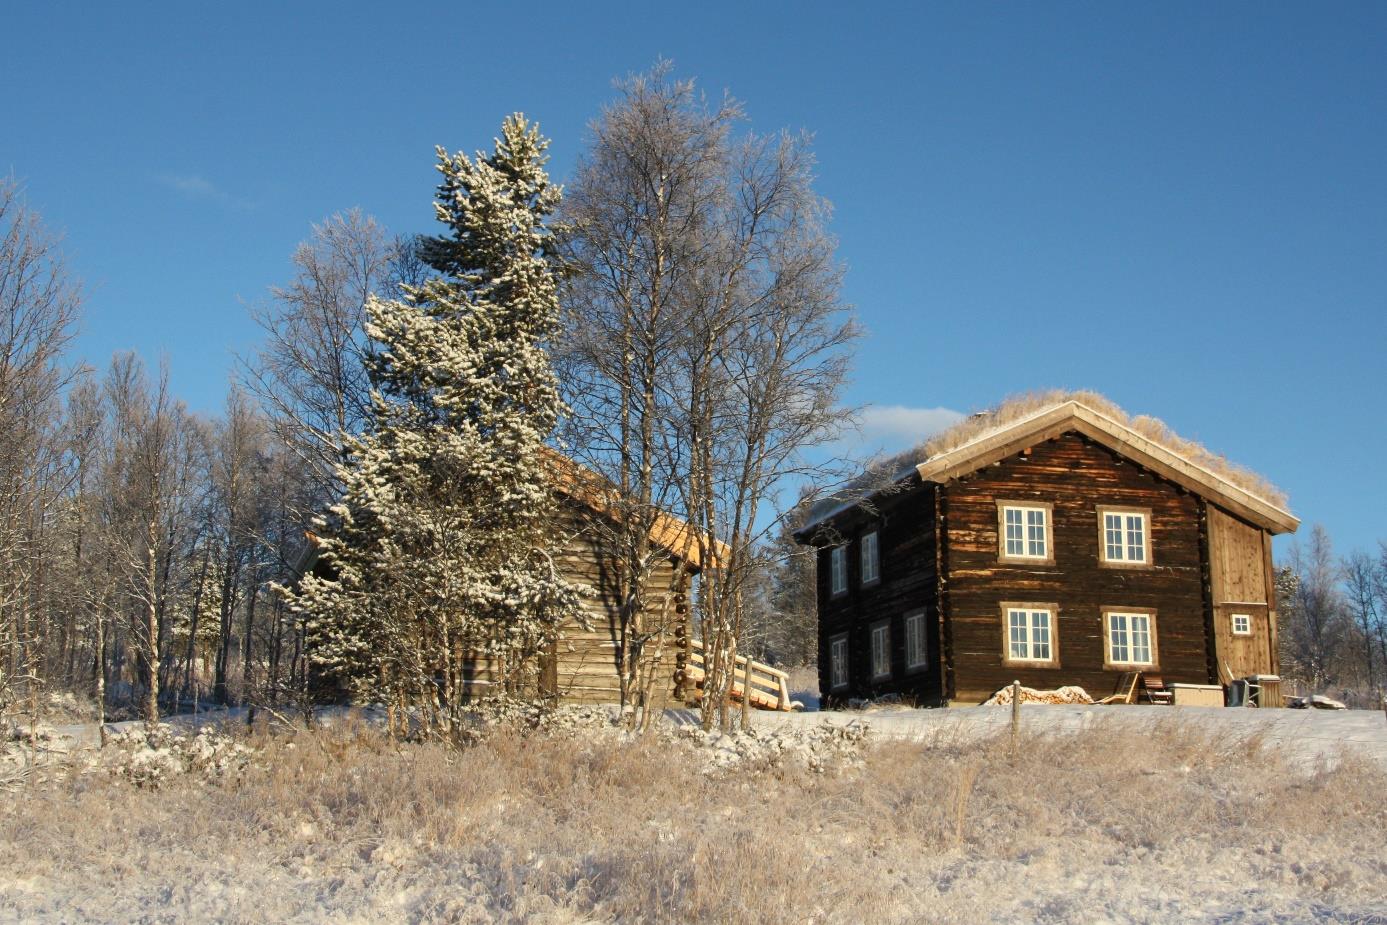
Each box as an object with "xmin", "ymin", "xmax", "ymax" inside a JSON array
[
  {"xmin": 241, "ymin": 209, "xmax": 396, "ymax": 505},
  {"xmin": 1279, "ymin": 524, "xmax": 1349, "ymax": 690},
  {"xmin": 559, "ymin": 65, "xmax": 856, "ymax": 730},
  {"xmin": 0, "ymin": 178, "xmax": 82, "ymax": 724},
  {"xmin": 1342, "ymin": 550, "xmax": 1382, "ymax": 693}
]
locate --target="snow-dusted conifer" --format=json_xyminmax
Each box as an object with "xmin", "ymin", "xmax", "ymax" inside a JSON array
[{"xmin": 287, "ymin": 116, "xmax": 579, "ymax": 734}]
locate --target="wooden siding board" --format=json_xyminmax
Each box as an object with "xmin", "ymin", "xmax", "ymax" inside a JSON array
[{"xmin": 1206, "ymin": 504, "xmax": 1277, "ymax": 679}]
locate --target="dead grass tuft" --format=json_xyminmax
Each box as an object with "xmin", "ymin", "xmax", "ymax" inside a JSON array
[{"xmin": 0, "ymin": 718, "xmax": 1381, "ymax": 923}]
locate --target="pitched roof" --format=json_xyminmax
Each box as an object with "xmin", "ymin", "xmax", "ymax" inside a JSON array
[
  {"xmin": 542, "ymin": 448, "xmax": 728, "ymax": 570},
  {"xmin": 802, "ymin": 397, "xmax": 1299, "ymax": 536}
]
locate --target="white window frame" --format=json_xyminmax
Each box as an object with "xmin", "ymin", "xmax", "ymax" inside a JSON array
[
  {"xmin": 1097, "ymin": 506, "xmax": 1152, "ymax": 567},
  {"xmin": 829, "ymin": 633, "xmax": 849, "ymax": 690},
  {"xmin": 1002, "ymin": 603, "xmax": 1059, "ymax": 667},
  {"xmin": 904, "ymin": 610, "xmax": 928, "ymax": 671},
  {"xmin": 1103, "ymin": 608, "xmax": 1159, "ymax": 669},
  {"xmin": 997, "ymin": 501, "xmax": 1054, "ymax": 564},
  {"xmin": 829, "ymin": 546, "xmax": 847, "ymax": 596},
  {"xmin": 860, "ymin": 530, "xmax": 880, "ymax": 586},
  {"xmin": 870, "ymin": 620, "xmax": 891, "ymax": 680},
  {"xmin": 1231, "ymin": 612, "xmax": 1252, "ymax": 636}
]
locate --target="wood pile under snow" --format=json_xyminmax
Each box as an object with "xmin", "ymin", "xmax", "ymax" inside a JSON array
[{"xmin": 983, "ymin": 685, "xmax": 1095, "ymax": 706}]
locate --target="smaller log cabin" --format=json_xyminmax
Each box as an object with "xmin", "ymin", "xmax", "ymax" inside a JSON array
[
  {"xmin": 795, "ymin": 398, "xmax": 1299, "ymax": 706},
  {"xmin": 538, "ymin": 451, "xmax": 722, "ymax": 705},
  {"xmin": 300, "ymin": 451, "xmax": 723, "ymax": 707}
]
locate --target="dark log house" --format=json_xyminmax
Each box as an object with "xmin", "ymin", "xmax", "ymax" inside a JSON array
[{"xmin": 796, "ymin": 398, "xmax": 1299, "ymax": 706}]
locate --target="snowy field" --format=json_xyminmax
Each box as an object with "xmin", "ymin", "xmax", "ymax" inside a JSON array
[{"xmin": 3, "ymin": 704, "xmax": 1386, "ymax": 924}]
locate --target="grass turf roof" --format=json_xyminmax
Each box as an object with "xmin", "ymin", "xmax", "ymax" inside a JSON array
[{"xmin": 811, "ymin": 390, "xmax": 1288, "ymax": 525}]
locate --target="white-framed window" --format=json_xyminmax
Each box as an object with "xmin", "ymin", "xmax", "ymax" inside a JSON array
[
  {"xmin": 860, "ymin": 530, "xmax": 880, "ymax": 585},
  {"xmin": 1231, "ymin": 613, "xmax": 1252, "ymax": 636},
  {"xmin": 830, "ymin": 546, "xmax": 847, "ymax": 596},
  {"xmin": 1004, "ymin": 605, "xmax": 1057, "ymax": 665},
  {"xmin": 998, "ymin": 502, "xmax": 1053, "ymax": 562},
  {"xmin": 904, "ymin": 610, "xmax": 928, "ymax": 670},
  {"xmin": 1098, "ymin": 507, "xmax": 1151, "ymax": 565},
  {"xmin": 1104, "ymin": 609, "xmax": 1158, "ymax": 668},
  {"xmin": 829, "ymin": 633, "xmax": 849, "ymax": 690},
  {"xmin": 870, "ymin": 620, "xmax": 891, "ymax": 680}
]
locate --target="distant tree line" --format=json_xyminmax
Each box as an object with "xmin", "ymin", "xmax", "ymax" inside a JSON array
[{"xmin": 1277, "ymin": 525, "xmax": 1387, "ymax": 707}]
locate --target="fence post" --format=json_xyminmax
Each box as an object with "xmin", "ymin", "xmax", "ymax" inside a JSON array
[
  {"xmin": 741, "ymin": 654, "xmax": 753, "ymax": 731},
  {"xmin": 1010, "ymin": 680, "xmax": 1022, "ymax": 757}
]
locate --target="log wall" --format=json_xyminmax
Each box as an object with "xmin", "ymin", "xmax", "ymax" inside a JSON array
[
  {"xmin": 815, "ymin": 480, "xmax": 943, "ymax": 706},
  {"xmin": 547, "ymin": 504, "xmax": 689, "ymax": 705},
  {"xmin": 942, "ymin": 432, "xmax": 1210, "ymax": 703}
]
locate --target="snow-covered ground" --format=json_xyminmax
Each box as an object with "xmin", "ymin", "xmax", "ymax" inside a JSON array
[
  {"xmin": 3, "ymin": 704, "xmax": 1385, "ymax": 924},
  {"xmin": 708, "ymin": 702, "xmax": 1387, "ymax": 772},
  {"xmin": 32, "ymin": 699, "xmax": 1385, "ymax": 776}
]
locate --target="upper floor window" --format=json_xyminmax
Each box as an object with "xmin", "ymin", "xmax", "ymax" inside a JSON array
[
  {"xmin": 1231, "ymin": 613, "xmax": 1252, "ymax": 636},
  {"xmin": 860, "ymin": 530, "xmax": 880, "ymax": 585},
  {"xmin": 1003, "ymin": 603, "xmax": 1059, "ymax": 667},
  {"xmin": 870, "ymin": 620, "xmax": 891, "ymax": 680},
  {"xmin": 1098, "ymin": 507, "xmax": 1151, "ymax": 566},
  {"xmin": 998, "ymin": 501, "xmax": 1054, "ymax": 564},
  {"xmin": 1103, "ymin": 608, "xmax": 1158, "ymax": 668},
  {"xmin": 829, "ymin": 633, "xmax": 849, "ymax": 690},
  {"xmin": 830, "ymin": 546, "xmax": 847, "ymax": 596},
  {"xmin": 904, "ymin": 610, "xmax": 928, "ymax": 670}
]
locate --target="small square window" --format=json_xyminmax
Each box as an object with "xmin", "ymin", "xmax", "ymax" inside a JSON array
[
  {"xmin": 997, "ymin": 502, "xmax": 1054, "ymax": 564},
  {"xmin": 870, "ymin": 621, "xmax": 891, "ymax": 680},
  {"xmin": 1097, "ymin": 507, "xmax": 1152, "ymax": 566},
  {"xmin": 1231, "ymin": 613, "xmax": 1251, "ymax": 636},
  {"xmin": 860, "ymin": 530, "xmax": 880, "ymax": 586},
  {"xmin": 829, "ymin": 546, "xmax": 847, "ymax": 596},
  {"xmin": 904, "ymin": 610, "xmax": 928, "ymax": 670},
  {"xmin": 829, "ymin": 634, "xmax": 849, "ymax": 690}
]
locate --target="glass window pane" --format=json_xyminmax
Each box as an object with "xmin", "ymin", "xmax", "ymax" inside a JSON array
[
  {"xmin": 1127, "ymin": 516, "xmax": 1145, "ymax": 560},
  {"xmin": 1109, "ymin": 614, "xmax": 1128, "ymax": 662},
  {"xmin": 1105, "ymin": 514, "xmax": 1123, "ymax": 560},
  {"xmin": 1132, "ymin": 615, "xmax": 1151, "ymax": 663},
  {"xmin": 1031, "ymin": 611, "xmax": 1050, "ymax": 659}
]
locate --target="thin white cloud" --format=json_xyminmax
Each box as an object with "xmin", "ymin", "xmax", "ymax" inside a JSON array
[
  {"xmin": 858, "ymin": 404, "xmax": 965, "ymax": 450},
  {"xmin": 157, "ymin": 173, "xmax": 255, "ymax": 210}
]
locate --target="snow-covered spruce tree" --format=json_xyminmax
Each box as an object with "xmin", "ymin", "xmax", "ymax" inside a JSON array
[{"xmin": 287, "ymin": 115, "xmax": 580, "ymax": 737}]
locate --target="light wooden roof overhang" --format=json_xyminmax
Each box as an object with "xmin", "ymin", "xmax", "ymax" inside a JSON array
[
  {"xmin": 292, "ymin": 452, "xmax": 729, "ymax": 576},
  {"xmin": 914, "ymin": 400, "xmax": 1299, "ymax": 534},
  {"xmin": 542, "ymin": 447, "xmax": 730, "ymax": 571}
]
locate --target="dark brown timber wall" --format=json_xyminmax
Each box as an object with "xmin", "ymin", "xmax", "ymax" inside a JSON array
[
  {"xmin": 816, "ymin": 480, "xmax": 943, "ymax": 706},
  {"xmin": 943, "ymin": 432, "xmax": 1208, "ymax": 703}
]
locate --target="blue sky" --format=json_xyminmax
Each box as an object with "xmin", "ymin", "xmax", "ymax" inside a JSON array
[{"xmin": 4, "ymin": 2, "xmax": 1384, "ymax": 557}]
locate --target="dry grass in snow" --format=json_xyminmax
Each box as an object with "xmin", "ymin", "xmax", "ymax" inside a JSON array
[{"xmin": 2, "ymin": 714, "xmax": 1384, "ymax": 924}]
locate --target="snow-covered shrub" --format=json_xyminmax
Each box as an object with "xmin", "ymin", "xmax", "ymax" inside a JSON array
[
  {"xmin": 101, "ymin": 725, "xmax": 255, "ymax": 788},
  {"xmin": 667, "ymin": 720, "xmax": 870, "ymax": 775},
  {"xmin": 449, "ymin": 698, "xmax": 616, "ymax": 744}
]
